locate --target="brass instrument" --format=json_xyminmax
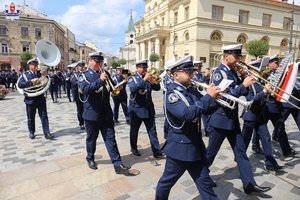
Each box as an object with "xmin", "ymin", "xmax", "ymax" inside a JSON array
[
  {"xmin": 236, "ymin": 60, "xmax": 300, "ymax": 110},
  {"xmin": 148, "ymin": 67, "xmax": 162, "ymax": 84},
  {"xmin": 98, "ymin": 68, "xmax": 127, "ymax": 96},
  {"xmin": 191, "ymin": 80, "xmax": 253, "ymax": 110},
  {"xmin": 17, "ymin": 40, "xmax": 60, "ymax": 97}
]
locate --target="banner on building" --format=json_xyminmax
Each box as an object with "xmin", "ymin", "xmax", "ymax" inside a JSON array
[{"xmin": 5, "ymin": 3, "xmax": 21, "ymax": 21}]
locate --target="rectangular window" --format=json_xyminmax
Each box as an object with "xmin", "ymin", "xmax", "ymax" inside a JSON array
[
  {"xmin": 239, "ymin": 10, "xmax": 249, "ymax": 24},
  {"xmin": 22, "ymin": 44, "xmax": 30, "ymax": 52},
  {"xmin": 0, "ymin": 26, "xmax": 7, "ymax": 35},
  {"xmin": 212, "ymin": 5, "xmax": 223, "ymax": 20},
  {"xmin": 174, "ymin": 12, "xmax": 178, "ymax": 25},
  {"xmin": 21, "ymin": 27, "xmax": 29, "ymax": 36},
  {"xmin": 262, "ymin": 14, "xmax": 271, "ymax": 27},
  {"xmin": 283, "ymin": 17, "xmax": 291, "ymax": 30},
  {"xmin": 185, "ymin": 7, "xmax": 189, "ymax": 21},
  {"xmin": 35, "ymin": 28, "xmax": 41, "ymax": 38},
  {"xmin": 1, "ymin": 43, "xmax": 8, "ymax": 53}
]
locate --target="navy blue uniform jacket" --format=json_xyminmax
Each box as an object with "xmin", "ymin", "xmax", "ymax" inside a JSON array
[
  {"xmin": 128, "ymin": 72, "xmax": 160, "ymax": 118},
  {"xmin": 208, "ymin": 63, "xmax": 248, "ymax": 130},
  {"xmin": 17, "ymin": 71, "xmax": 46, "ymax": 105},
  {"xmin": 164, "ymin": 82, "xmax": 217, "ymax": 161}
]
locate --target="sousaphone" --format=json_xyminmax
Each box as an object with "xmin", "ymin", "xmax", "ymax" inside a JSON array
[{"xmin": 17, "ymin": 39, "xmax": 61, "ymax": 97}]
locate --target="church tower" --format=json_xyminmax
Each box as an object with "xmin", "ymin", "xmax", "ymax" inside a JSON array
[{"xmin": 120, "ymin": 12, "xmax": 136, "ymax": 70}]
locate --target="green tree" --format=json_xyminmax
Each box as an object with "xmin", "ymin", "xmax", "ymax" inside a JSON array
[
  {"xmin": 149, "ymin": 53, "xmax": 159, "ymax": 66},
  {"xmin": 20, "ymin": 52, "xmax": 33, "ymax": 71},
  {"xmin": 245, "ymin": 39, "xmax": 269, "ymax": 59},
  {"xmin": 111, "ymin": 60, "xmax": 119, "ymax": 69},
  {"xmin": 118, "ymin": 58, "xmax": 127, "ymax": 66}
]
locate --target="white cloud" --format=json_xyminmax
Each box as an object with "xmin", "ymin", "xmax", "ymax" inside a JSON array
[{"xmin": 51, "ymin": 0, "xmax": 141, "ymax": 55}]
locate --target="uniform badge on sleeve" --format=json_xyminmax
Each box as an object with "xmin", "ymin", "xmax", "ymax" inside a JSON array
[
  {"xmin": 78, "ymin": 75, "xmax": 84, "ymax": 82},
  {"xmin": 168, "ymin": 93, "xmax": 179, "ymax": 103},
  {"xmin": 128, "ymin": 77, "xmax": 133, "ymax": 83},
  {"xmin": 213, "ymin": 73, "xmax": 222, "ymax": 81}
]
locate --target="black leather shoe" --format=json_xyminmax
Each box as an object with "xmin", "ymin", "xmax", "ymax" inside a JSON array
[
  {"xmin": 87, "ymin": 160, "xmax": 97, "ymax": 170},
  {"xmin": 80, "ymin": 125, "xmax": 85, "ymax": 130},
  {"xmin": 283, "ymin": 148, "xmax": 297, "ymax": 157},
  {"xmin": 131, "ymin": 149, "xmax": 141, "ymax": 156},
  {"xmin": 243, "ymin": 185, "xmax": 271, "ymax": 194},
  {"xmin": 252, "ymin": 146, "xmax": 264, "ymax": 154},
  {"xmin": 266, "ymin": 164, "xmax": 284, "ymax": 171},
  {"xmin": 153, "ymin": 151, "xmax": 165, "ymax": 159},
  {"xmin": 45, "ymin": 133, "xmax": 54, "ymax": 140},
  {"xmin": 114, "ymin": 164, "xmax": 131, "ymax": 175},
  {"xmin": 209, "ymin": 179, "xmax": 217, "ymax": 187},
  {"xmin": 272, "ymin": 137, "xmax": 279, "ymax": 142},
  {"xmin": 29, "ymin": 133, "xmax": 35, "ymax": 139},
  {"xmin": 114, "ymin": 119, "xmax": 119, "ymax": 123}
]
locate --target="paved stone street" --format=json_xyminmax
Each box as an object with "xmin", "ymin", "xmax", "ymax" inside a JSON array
[{"xmin": 0, "ymin": 90, "xmax": 300, "ymax": 200}]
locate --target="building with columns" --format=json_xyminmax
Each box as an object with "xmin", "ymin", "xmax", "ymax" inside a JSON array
[
  {"xmin": 136, "ymin": 0, "xmax": 300, "ymax": 69},
  {"xmin": 119, "ymin": 13, "xmax": 137, "ymax": 71}
]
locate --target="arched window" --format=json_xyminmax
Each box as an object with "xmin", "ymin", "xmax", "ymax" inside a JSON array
[
  {"xmin": 237, "ymin": 34, "xmax": 247, "ymax": 44},
  {"xmin": 261, "ymin": 36, "xmax": 269, "ymax": 44},
  {"xmin": 210, "ymin": 31, "xmax": 222, "ymax": 41},
  {"xmin": 184, "ymin": 32, "xmax": 189, "ymax": 41},
  {"xmin": 280, "ymin": 38, "xmax": 288, "ymax": 48}
]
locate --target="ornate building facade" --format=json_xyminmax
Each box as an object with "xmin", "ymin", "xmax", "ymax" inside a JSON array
[{"xmin": 136, "ymin": 0, "xmax": 300, "ymax": 69}]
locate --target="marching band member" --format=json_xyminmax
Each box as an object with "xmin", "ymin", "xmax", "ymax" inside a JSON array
[
  {"xmin": 193, "ymin": 60, "xmax": 210, "ymax": 84},
  {"xmin": 65, "ymin": 66, "xmax": 73, "ymax": 102},
  {"xmin": 254, "ymin": 54, "xmax": 296, "ymax": 157},
  {"xmin": 241, "ymin": 59, "xmax": 283, "ymax": 171},
  {"xmin": 206, "ymin": 44, "xmax": 270, "ymax": 194},
  {"xmin": 155, "ymin": 55, "xmax": 220, "ymax": 200},
  {"xmin": 128, "ymin": 60, "xmax": 164, "ymax": 158},
  {"xmin": 193, "ymin": 60, "xmax": 210, "ymax": 136},
  {"xmin": 79, "ymin": 52, "xmax": 134, "ymax": 175},
  {"xmin": 17, "ymin": 58, "xmax": 53, "ymax": 140},
  {"xmin": 71, "ymin": 60, "xmax": 85, "ymax": 130},
  {"xmin": 111, "ymin": 66, "xmax": 130, "ymax": 124}
]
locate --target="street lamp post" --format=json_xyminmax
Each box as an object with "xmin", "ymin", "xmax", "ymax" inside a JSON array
[
  {"xmin": 169, "ymin": 19, "xmax": 176, "ymax": 59},
  {"xmin": 289, "ymin": 0, "xmax": 295, "ymax": 54}
]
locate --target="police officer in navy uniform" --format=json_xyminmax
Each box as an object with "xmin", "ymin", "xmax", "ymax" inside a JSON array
[
  {"xmin": 128, "ymin": 60, "xmax": 164, "ymax": 158},
  {"xmin": 79, "ymin": 52, "xmax": 133, "ymax": 175},
  {"xmin": 161, "ymin": 69, "xmax": 174, "ymax": 93},
  {"xmin": 193, "ymin": 60, "xmax": 210, "ymax": 84},
  {"xmin": 71, "ymin": 60, "xmax": 85, "ymax": 130},
  {"xmin": 155, "ymin": 56, "xmax": 221, "ymax": 200},
  {"xmin": 111, "ymin": 66, "xmax": 130, "ymax": 124},
  {"xmin": 206, "ymin": 44, "xmax": 271, "ymax": 194},
  {"xmin": 193, "ymin": 60, "xmax": 210, "ymax": 137},
  {"xmin": 17, "ymin": 58, "xmax": 54, "ymax": 140},
  {"xmin": 65, "ymin": 66, "xmax": 73, "ymax": 102},
  {"xmin": 241, "ymin": 58, "xmax": 283, "ymax": 171},
  {"xmin": 253, "ymin": 54, "xmax": 296, "ymax": 157}
]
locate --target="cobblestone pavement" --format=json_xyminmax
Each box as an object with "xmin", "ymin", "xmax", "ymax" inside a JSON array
[{"xmin": 0, "ymin": 90, "xmax": 300, "ymax": 200}]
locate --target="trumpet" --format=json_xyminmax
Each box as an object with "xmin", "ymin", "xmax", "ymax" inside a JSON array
[
  {"xmin": 191, "ymin": 80, "xmax": 253, "ymax": 110},
  {"xmin": 147, "ymin": 68, "xmax": 162, "ymax": 85},
  {"xmin": 97, "ymin": 68, "xmax": 127, "ymax": 96},
  {"xmin": 236, "ymin": 60, "xmax": 300, "ymax": 110}
]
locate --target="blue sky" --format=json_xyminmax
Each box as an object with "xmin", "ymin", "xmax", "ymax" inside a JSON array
[
  {"xmin": 0, "ymin": 0, "xmax": 299, "ymax": 55},
  {"xmin": 1, "ymin": 0, "xmax": 144, "ymax": 55}
]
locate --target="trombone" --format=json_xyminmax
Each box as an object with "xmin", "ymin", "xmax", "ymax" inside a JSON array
[
  {"xmin": 191, "ymin": 80, "xmax": 253, "ymax": 110},
  {"xmin": 97, "ymin": 68, "xmax": 126, "ymax": 96},
  {"xmin": 236, "ymin": 61, "xmax": 300, "ymax": 110}
]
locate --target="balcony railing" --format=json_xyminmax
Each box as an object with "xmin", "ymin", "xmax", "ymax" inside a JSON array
[{"xmin": 136, "ymin": 25, "xmax": 170, "ymax": 39}]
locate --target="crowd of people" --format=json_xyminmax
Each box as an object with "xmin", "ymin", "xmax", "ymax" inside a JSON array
[{"xmin": 13, "ymin": 44, "xmax": 300, "ymax": 199}]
